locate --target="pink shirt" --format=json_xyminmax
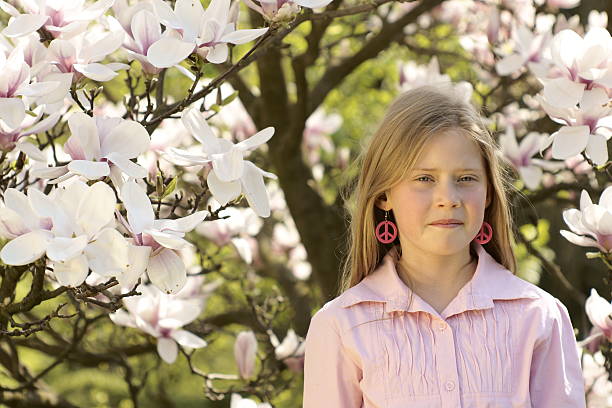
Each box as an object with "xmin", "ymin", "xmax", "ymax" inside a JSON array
[{"xmin": 303, "ymin": 243, "xmax": 585, "ymax": 407}]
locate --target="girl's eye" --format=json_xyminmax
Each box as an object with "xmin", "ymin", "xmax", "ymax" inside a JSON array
[{"xmin": 415, "ymin": 176, "xmax": 477, "ymax": 182}]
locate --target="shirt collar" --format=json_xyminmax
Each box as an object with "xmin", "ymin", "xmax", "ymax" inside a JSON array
[{"xmin": 337, "ymin": 242, "xmax": 540, "ymax": 319}]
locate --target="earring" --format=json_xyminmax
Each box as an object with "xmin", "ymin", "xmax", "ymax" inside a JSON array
[
  {"xmin": 473, "ymin": 221, "xmax": 492, "ymax": 244},
  {"xmin": 376, "ymin": 210, "xmax": 398, "ymax": 244}
]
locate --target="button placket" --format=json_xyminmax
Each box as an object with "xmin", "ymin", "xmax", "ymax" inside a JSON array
[{"xmin": 433, "ymin": 318, "xmax": 461, "ymax": 408}]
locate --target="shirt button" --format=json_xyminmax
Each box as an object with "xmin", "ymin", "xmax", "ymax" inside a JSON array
[
  {"xmin": 436, "ymin": 321, "xmax": 446, "ymax": 331},
  {"xmin": 445, "ymin": 381, "xmax": 455, "ymax": 391}
]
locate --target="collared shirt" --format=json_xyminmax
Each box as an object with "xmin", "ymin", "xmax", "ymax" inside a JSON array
[{"xmin": 303, "ymin": 242, "xmax": 586, "ymax": 408}]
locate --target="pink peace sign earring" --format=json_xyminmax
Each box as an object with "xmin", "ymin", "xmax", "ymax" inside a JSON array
[
  {"xmin": 473, "ymin": 221, "xmax": 493, "ymax": 244},
  {"xmin": 376, "ymin": 210, "xmax": 398, "ymax": 244}
]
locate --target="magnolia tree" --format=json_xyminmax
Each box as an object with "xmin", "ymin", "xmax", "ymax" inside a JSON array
[{"xmin": 0, "ymin": 0, "xmax": 611, "ymax": 406}]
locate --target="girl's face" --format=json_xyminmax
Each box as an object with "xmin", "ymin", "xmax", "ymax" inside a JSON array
[{"xmin": 376, "ymin": 129, "xmax": 491, "ymax": 256}]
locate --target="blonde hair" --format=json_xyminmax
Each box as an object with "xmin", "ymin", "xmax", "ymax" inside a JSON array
[{"xmin": 339, "ymin": 84, "xmax": 518, "ymax": 297}]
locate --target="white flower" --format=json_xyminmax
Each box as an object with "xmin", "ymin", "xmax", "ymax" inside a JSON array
[
  {"xmin": 1, "ymin": 0, "xmax": 115, "ymax": 39},
  {"xmin": 230, "ymin": 393, "xmax": 272, "ymax": 408},
  {"xmin": 560, "ymin": 186, "xmax": 612, "ymax": 253},
  {"xmin": 540, "ymin": 27, "xmax": 612, "ymax": 109},
  {"xmin": 165, "ymin": 107, "xmax": 277, "ymax": 217},
  {"xmin": 399, "ymin": 56, "xmax": 473, "ymax": 102},
  {"xmin": 32, "ymin": 112, "xmax": 151, "ymax": 187},
  {"xmin": 581, "ymin": 289, "xmax": 612, "ymax": 345},
  {"xmin": 234, "ymin": 330, "xmax": 257, "ymax": 379},
  {"xmin": 47, "ymin": 30, "xmax": 129, "ymax": 83},
  {"xmin": 495, "ymin": 23, "xmax": 552, "ymax": 77},
  {"xmin": 0, "ymin": 46, "xmax": 63, "ymax": 129},
  {"xmin": 537, "ymin": 88, "xmax": 612, "ymax": 166},
  {"xmin": 242, "ymin": 0, "xmax": 332, "ymax": 22},
  {"xmin": 498, "ymin": 126, "xmax": 563, "ymax": 190},
  {"xmin": 119, "ymin": 179, "xmax": 208, "ymax": 294},
  {"xmin": 0, "ymin": 180, "xmax": 143, "ymax": 287},
  {"xmin": 146, "ymin": 0, "xmax": 268, "ymax": 68},
  {"xmin": 109, "ymin": 284, "xmax": 207, "ymax": 364}
]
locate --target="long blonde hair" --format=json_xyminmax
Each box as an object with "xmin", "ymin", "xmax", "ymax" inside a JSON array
[{"xmin": 339, "ymin": 84, "xmax": 519, "ymax": 296}]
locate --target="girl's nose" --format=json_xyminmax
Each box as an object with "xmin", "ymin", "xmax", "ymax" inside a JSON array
[{"xmin": 435, "ymin": 183, "xmax": 461, "ymax": 207}]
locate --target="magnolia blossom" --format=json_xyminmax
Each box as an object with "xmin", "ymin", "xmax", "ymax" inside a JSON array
[
  {"xmin": 495, "ymin": 23, "xmax": 552, "ymax": 77},
  {"xmin": 560, "ymin": 186, "xmax": 612, "ymax": 253},
  {"xmin": 146, "ymin": 0, "xmax": 268, "ymax": 68},
  {"xmin": 537, "ymin": 88, "xmax": 612, "ymax": 166},
  {"xmin": 0, "ymin": 180, "xmax": 145, "ymax": 287},
  {"xmin": 242, "ymin": 0, "xmax": 333, "ymax": 22},
  {"xmin": 110, "ymin": 283, "xmax": 207, "ymax": 364},
  {"xmin": 119, "ymin": 179, "xmax": 208, "ymax": 294},
  {"xmin": 164, "ymin": 107, "xmax": 277, "ymax": 217},
  {"xmin": 580, "ymin": 349, "xmax": 612, "ymax": 407},
  {"xmin": 0, "ymin": 107, "xmax": 59, "ymax": 158},
  {"xmin": 399, "ymin": 56, "xmax": 473, "ymax": 102},
  {"xmin": 47, "ymin": 30, "xmax": 129, "ymax": 83},
  {"xmin": 498, "ymin": 126, "xmax": 563, "ymax": 190},
  {"xmin": 270, "ymin": 328, "xmax": 305, "ymax": 372},
  {"xmin": 540, "ymin": 27, "xmax": 612, "ymax": 109},
  {"xmin": 195, "ymin": 206, "xmax": 262, "ymax": 264},
  {"xmin": 0, "ymin": 46, "xmax": 62, "ymax": 129},
  {"xmin": 111, "ymin": 8, "xmax": 164, "ymax": 75},
  {"xmin": 1, "ymin": 0, "xmax": 114, "ymax": 38},
  {"xmin": 234, "ymin": 330, "xmax": 257, "ymax": 379},
  {"xmin": 230, "ymin": 393, "xmax": 272, "ymax": 408},
  {"xmin": 302, "ymin": 107, "xmax": 342, "ymax": 165},
  {"xmin": 32, "ymin": 112, "xmax": 150, "ymax": 187},
  {"xmin": 577, "ymin": 289, "xmax": 612, "ymax": 354}
]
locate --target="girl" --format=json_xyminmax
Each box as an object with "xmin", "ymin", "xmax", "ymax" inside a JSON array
[{"xmin": 302, "ymin": 85, "xmax": 585, "ymax": 407}]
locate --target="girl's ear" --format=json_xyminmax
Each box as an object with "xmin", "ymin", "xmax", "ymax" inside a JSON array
[{"xmin": 375, "ymin": 192, "xmax": 392, "ymax": 211}]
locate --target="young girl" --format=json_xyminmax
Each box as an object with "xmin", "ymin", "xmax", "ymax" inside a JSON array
[{"xmin": 302, "ymin": 85, "xmax": 586, "ymax": 407}]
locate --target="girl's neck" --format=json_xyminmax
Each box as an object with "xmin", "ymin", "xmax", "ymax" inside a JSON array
[{"xmin": 396, "ymin": 246, "xmax": 477, "ymax": 296}]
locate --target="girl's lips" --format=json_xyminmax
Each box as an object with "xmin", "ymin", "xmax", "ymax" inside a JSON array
[{"xmin": 431, "ymin": 223, "xmax": 462, "ymax": 228}]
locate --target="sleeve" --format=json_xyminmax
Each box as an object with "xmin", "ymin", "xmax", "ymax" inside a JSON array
[
  {"xmin": 529, "ymin": 297, "xmax": 586, "ymax": 408},
  {"xmin": 303, "ymin": 307, "xmax": 363, "ymax": 408}
]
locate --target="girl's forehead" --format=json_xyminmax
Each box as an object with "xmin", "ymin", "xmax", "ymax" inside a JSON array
[{"xmin": 413, "ymin": 130, "xmax": 485, "ymax": 169}]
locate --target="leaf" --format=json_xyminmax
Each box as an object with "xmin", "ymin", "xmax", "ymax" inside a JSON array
[
  {"xmin": 221, "ymin": 90, "xmax": 239, "ymax": 106},
  {"xmin": 161, "ymin": 177, "xmax": 178, "ymax": 199}
]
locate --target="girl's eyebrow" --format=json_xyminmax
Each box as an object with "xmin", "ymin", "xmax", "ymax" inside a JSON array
[{"xmin": 412, "ymin": 168, "xmax": 483, "ymax": 172}]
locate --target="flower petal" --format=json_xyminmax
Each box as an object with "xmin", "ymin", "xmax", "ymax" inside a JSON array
[
  {"xmin": 147, "ymin": 248, "xmax": 186, "ymax": 294},
  {"xmin": 67, "ymin": 112, "xmax": 100, "ymax": 160},
  {"xmin": 240, "ymin": 161, "xmax": 271, "ymax": 217},
  {"xmin": 235, "ymin": 127, "xmax": 274, "ymax": 152},
  {"xmin": 172, "ymin": 329, "xmax": 207, "ymax": 348},
  {"xmin": 76, "ymin": 181, "xmax": 117, "ymax": 238},
  {"xmin": 551, "ymin": 125, "xmax": 590, "ymax": 160},
  {"xmin": 120, "ymin": 180, "xmax": 154, "ymax": 234},
  {"xmin": 52, "ymin": 254, "xmax": 89, "ymax": 287},
  {"xmin": 147, "ymin": 37, "xmax": 194, "ymax": 68},
  {"xmin": 101, "ymin": 119, "xmax": 150, "ymax": 158},
  {"xmin": 47, "ymin": 235, "xmax": 88, "ymax": 262},
  {"xmin": 2, "ymin": 14, "xmax": 49, "ymax": 37},
  {"xmin": 181, "ymin": 107, "xmax": 222, "ymax": 153},
  {"xmin": 585, "ymin": 133, "xmax": 608, "ymax": 166},
  {"xmin": 542, "ymin": 77, "xmax": 585, "ymax": 109},
  {"xmin": 221, "ymin": 27, "xmax": 268, "ymax": 44},
  {"xmin": 67, "ymin": 160, "xmax": 110, "ymax": 180},
  {"xmin": 157, "ymin": 337, "xmax": 178, "ymax": 363},
  {"xmin": 152, "ymin": 211, "xmax": 208, "ymax": 233},
  {"xmin": 147, "ymin": 229, "xmax": 191, "ymax": 249},
  {"xmin": 85, "ymin": 228, "xmax": 130, "ymax": 277},
  {"xmin": 0, "ymin": 97, "xmax": 26, "ymax": 129},
  {"xmin": 0, "ymin": 229, "xmax": 52, "ymax": 265},
  {"xmin": 73, "ymin": 63, "xmax": 119, "ymax": 82},
  {"xmin": 116, "ymin": 244, "xmax": 151, "ymax": 288},
  {"xmin": 106, "ymin": 152, "xmax": 148, "ymax": 179},
  {"xmin": 207, "ymin": 168, "xmax": 241, "ymax": 205}
]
